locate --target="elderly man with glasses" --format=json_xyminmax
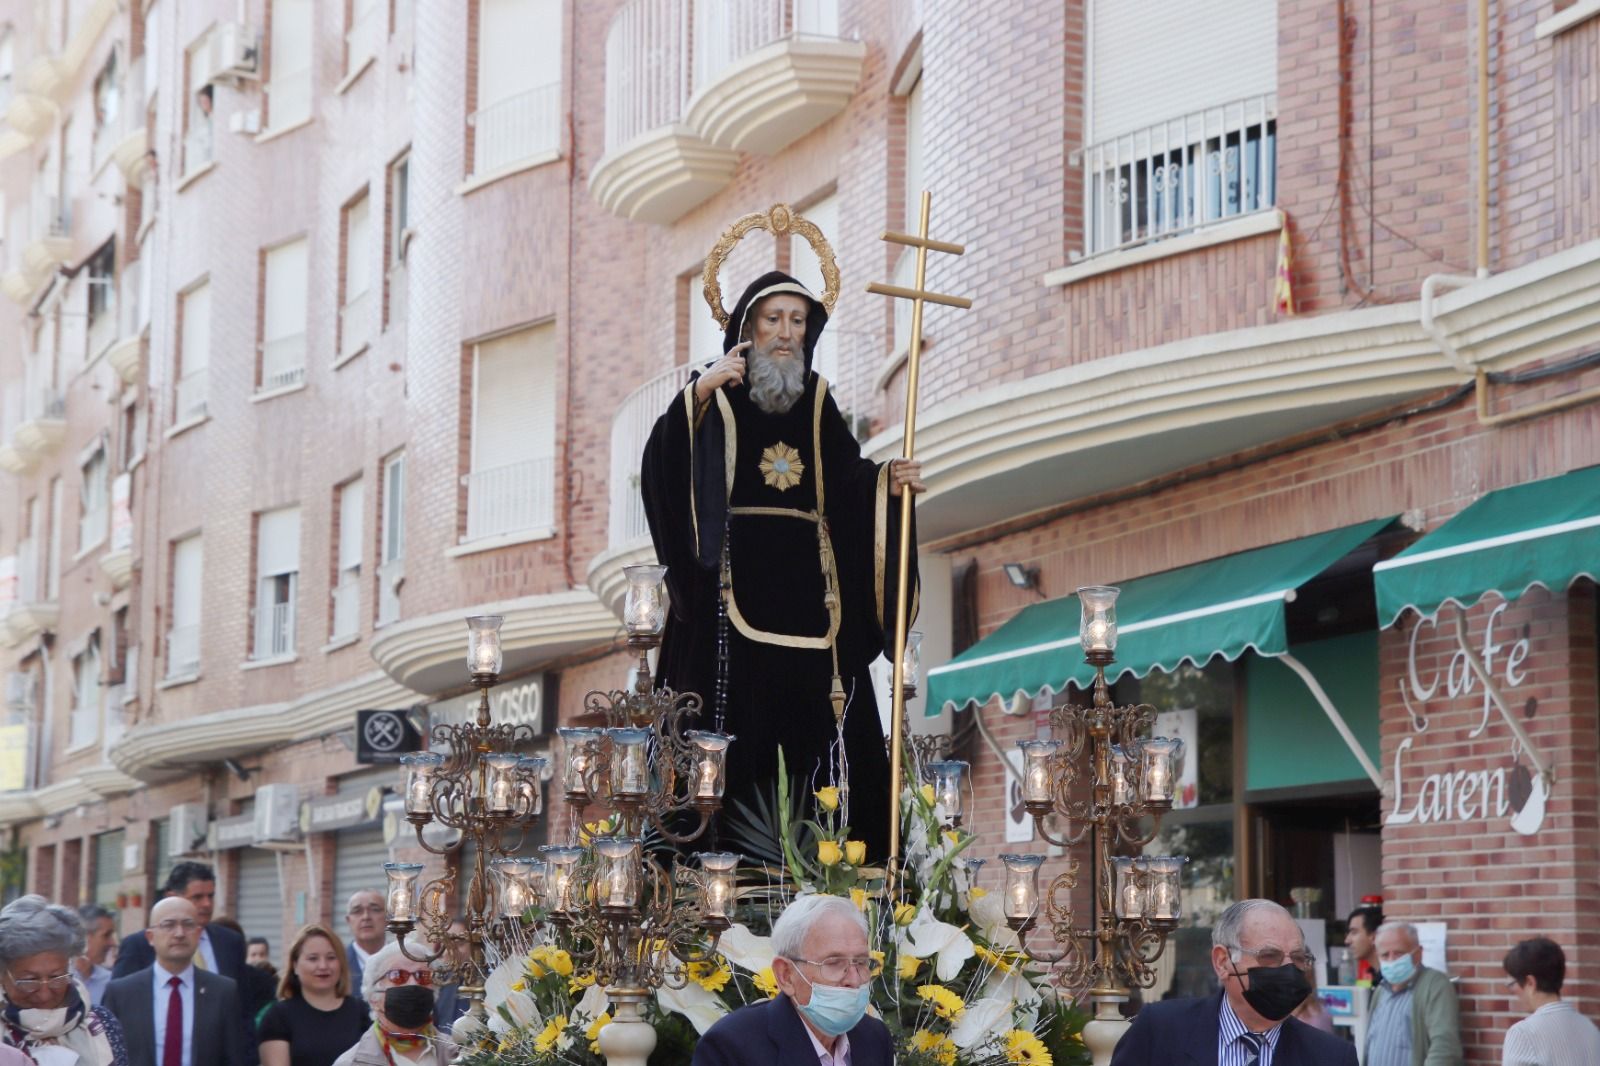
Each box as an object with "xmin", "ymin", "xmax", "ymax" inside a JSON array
[
  {"xmin": 332, "ymin": 941, "xmax": 455, "ymax": 1066},
  {"xmin": 1110, "ymin": 899, "xmax": 1356, "ymax": 1066},
  {"xmin": 693, "ymin": 894, "xmax": 893, "ymax": 1066},
  {"xmin": 1366, "ymin": 921, "xmax": 1462, "ymax": 1066}
]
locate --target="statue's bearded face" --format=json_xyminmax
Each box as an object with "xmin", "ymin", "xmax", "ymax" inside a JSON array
[{"xmin": 745, "ymin": 293, "xmax": 809, "ymax": 415}]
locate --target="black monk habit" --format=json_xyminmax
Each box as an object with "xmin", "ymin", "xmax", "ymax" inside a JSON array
[{"xmin": 641, "ymin": 271, "xmax": 916, "ymax": 859}]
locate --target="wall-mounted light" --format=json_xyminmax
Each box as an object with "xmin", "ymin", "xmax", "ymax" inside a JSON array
[{"xmin": 1002, "ymin": 563, "xmax": 1042, "ymax": 596}]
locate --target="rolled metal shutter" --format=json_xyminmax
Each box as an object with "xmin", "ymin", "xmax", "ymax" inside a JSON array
[
  {"xmin": 233, "ymin": 848, "xmax": 285, "ymax": 962},
  {"xmin": 93, "ymin": 830, "xmax": 125, "ymax": 906},
  {"xmin": 333, "ymin": 825, "xmax": 391, "ymax": 918},
  {"xmin": 153, "ymin": 818, "xmax": 173, "ymax": 892}
]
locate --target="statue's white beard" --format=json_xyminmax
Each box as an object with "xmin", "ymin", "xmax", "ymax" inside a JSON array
[{"xmin": 747, "ymin": 341, "xmax": 806, "ymax": 415}]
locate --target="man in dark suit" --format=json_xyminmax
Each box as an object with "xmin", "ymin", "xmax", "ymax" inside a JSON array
[
  {"xmin": 112, "ymin": 860, "xmax": 265, "ymax": 1063},
  {"xmin": 341, "ymin": 888, "xmax": 390, "ymax": 991},
  {"xmin": 1110, "ymin": 899, "xmax": 1357, "ymax": 1066},
  {"xmin": 693, "ymin": 894, "xmax": 892, "ymax": 1066},
  {"xmin": 102, "ymin": 896, "xmax": 248, "ymax": 1066}
]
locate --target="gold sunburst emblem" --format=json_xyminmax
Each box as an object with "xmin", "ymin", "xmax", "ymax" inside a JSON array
[{"xmin": 759, "ymin": 442, "xmax": 805, "ymax": 492}]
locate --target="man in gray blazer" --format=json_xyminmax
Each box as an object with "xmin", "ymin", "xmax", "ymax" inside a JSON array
[{"xmin": 101, "ymin": 896, "xmax": 248, "ymax": 1066}]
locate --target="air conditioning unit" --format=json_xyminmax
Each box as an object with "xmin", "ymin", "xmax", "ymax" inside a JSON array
[
  {"xmin": 169, "ymin": 803, "xmax": 209, "ymax": 858},
  {"xmin": 210, "ymin": 22, "xmax": 260, "ymax": 81},
  {"xmin": 5, "ymin": 673, "xmax": 35, "ymax": 709},
  {"xmin": 253, "ymin": 783, "xmax": 300, "ymax": 846}
]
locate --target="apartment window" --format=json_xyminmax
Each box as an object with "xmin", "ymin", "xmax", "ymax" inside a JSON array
[
  {"xmin": 46, "ymin": 478, "xmax": 62, "ymax": 601},
  {"xmin": 789, "ymin": 192, "xmax": 839, "ymax": 385},
  {"xmin": 78, "ymin": 445, "xmax": 109, "ymax": 552},
  {"xmin": 331, "ymin": 477, "xmax": 363, "ymax": 641},
  {"xmin": 175, "ymin": 281, "xmax": 210, "ymax": 424},
  {"xmin": 69, "ymin": 635, "xmax": 102, "ymax": 750},
  {"xmin": 91, "ymin": 50, "xmax": 121, "ymax": 167},
  {"xmin": 86, "ymin": 240, "xmax": 116, "ymax": 357},
  {"xmin": 183, "ymin": 37, "xmax": 214, "ymax": 176},
  {"xmin": 377, "ymin": 452, "xmax": 404, "ymax": 627},
  {"xmin": 260, "ymin": 238, "xmax": 308, "ymax": 391},
  {"xmin": 120, "ymin": 395, "xmax": 145, "ymax": 470},
  {"xmin": 384, "ymin": 152, "xmax": 410, "ymax": 328},
  {"xmin": 338, "ymin": 192, "xmax": 372, "ymax": 362},
  {"xmin": 253, "ymin": 507, "xmax": 299, "ymax": 661},
  {"xmin": 167, "ymin": 535, "xmax": 202, "ymax": 678},
  {"xmin": 266, "ymin": 0, "xmax": 313, "ymax": 131},
  {"xmin": 347, "ymin": 0, "xmax": 383, "ymax": 78},
  {"xmin": 18, "ymin": 498, "xmax": 39, "ymax": 605},
  {"xmin": 469, "ymin": 0, "xmax": 562, "ymax": 178},
  {"xmin": 464, "ymin": 324, "xmax": 556, "ymax": 543},
  {"xmin": 1081, "ymin": 0, "xmax": 1277, "ymax": 255}
]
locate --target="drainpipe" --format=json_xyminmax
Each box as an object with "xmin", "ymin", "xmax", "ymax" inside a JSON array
[{"xmin": 1476, "ymin": 0, "xmax": 1491, "ymax": 279}]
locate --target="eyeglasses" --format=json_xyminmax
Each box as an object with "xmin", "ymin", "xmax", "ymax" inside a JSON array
[
  {"xmin": 381, "ymin": 969, "xmax": 434, "ymax": 987},
  {"xmin": 1235, "ymin": 946, "xmax": 1317, "ymax": 972},
  {"xmin": 5, "ymin": 971, "xmax": 73, "ymax": 993},
  {"xmin": 154, "ymin": 919, "xmax": 201, "ymax": 934},
  {"xmin": 790, "ymin": 955, "xmax": 873, "ymax": 982},
  {"xmin": 347, "ymin": 905, "xmax": 386, "ymax": 917}
]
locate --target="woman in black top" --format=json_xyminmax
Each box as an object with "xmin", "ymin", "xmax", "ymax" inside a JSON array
[{"xmin": 258, "ymin": 924, "xmax": 371, "ymax": 1066}]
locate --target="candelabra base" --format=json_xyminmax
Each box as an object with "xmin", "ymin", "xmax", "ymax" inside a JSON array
[
  {"xmin": 1080, "ymin": 990, "xmax": 1131, "ymax": 1066},
  {"xmin": 596, "ymin": 990, "xmax": 656, "ymax": 1066}
]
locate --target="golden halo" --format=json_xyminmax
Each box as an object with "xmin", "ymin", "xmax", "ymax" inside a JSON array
[{"xmin": 702, "ymin": 203, "xmax": 840, "ymax": 331}]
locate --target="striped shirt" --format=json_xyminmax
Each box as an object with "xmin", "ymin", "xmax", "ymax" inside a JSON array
[
  {"xmin": 1218, "ymin": 994, "xmax": 1284, "ymax": 1066},
  {"xmin": 1502, "ymin": 1002, "xmax": 1600, "ymax": 1066},
  {"xmin": 1366, "ymin": 982, "xmax": 1414, "ymax": 1066}
]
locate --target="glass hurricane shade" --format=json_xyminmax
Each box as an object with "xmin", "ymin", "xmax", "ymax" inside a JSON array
[
  {"xmin": 384, "ymin": 862, "xmax": 424, "ymax": 922},
  {"xmin": 492, "ymin": 857, "xmax": 542, "ymax": 914},
  {"xmin": 927, "ymin": 759, "xmax": 968, "ymax": 820},
  {"xmin": 998, "ymin": 853, "xmax": 1044, "ymax": 921},
  {"xmin": 1017, "ymin": 739, "xmax": 1061, "ymax": 805},
  {"xmin": 686, "ymin": 731, "xmax": 733, "ymax": 800},
  {"xmin": 1145, "ymin": 856, "xmax": 1186, "ymax": 919},
  {"xmin": 466, "ymin": 615, "xmax": 504, "ymax": 676},
  {"xmin": 480, "ymin": 753, "xmax": 521, "ymax": 813},
  {"xmin": 622, "ymin": 565, "xmax": 668, "ymax": 636},
  {"xmin": 539, "ymin": 846, "xmax": 584, "ymax": 915},
  {"xmin": 594, "ymin": 837, "xmax": 643, "ymax": 910},
  {"xmin": 401, "ymin": 752, "xmax": 445, "ymax": 816},
  {"xmin": 1077, "ymin": 586, "xmax": 1119, "ymax": 654},
  {"xmin": 517, "ymin": 755, "xmax": 547, "ymax": 815},
  {"xmin": 900, "ymin": 630, "xmax": 923, "ymax": 689},
  {"xmin": 607, "ymin": 728, "xmax": 652, "ymax": 797},
  {"xmin": 698, "ymin": 852, "xmax": 739, "ymax": 919},
  {"xmin": 558, "ymin": 727, "xmax": 601, "ymax": 798},
  {"xmin": 1138, "ymin": 737, "xmax": 1185, "ymax": 804}
]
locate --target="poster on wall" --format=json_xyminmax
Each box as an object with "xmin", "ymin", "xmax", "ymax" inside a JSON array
[{"xmin": 1153, "ymin": 707, "xmax": 1199, "ymax": 809}]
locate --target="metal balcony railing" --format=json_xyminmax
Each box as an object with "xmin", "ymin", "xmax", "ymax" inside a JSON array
[
  {"xmin": 24, "ymin": 387, "xmax": 64, "ymax": 423},
  {"xmin": 461, "ymin": 456, "xmax": 555, "ymax": 542},
  {"xmin": 166, "ymin": 624, "xmax": 200, "ymax": 678},
  {"xmin": 260, "ymin": 333, "xmax": 307, "ymax": 391},
  {"xmin": 331, "ymin": 578, "xmax": 359, "ymax": 640},
  {"xmin": 376, "ymin": 558, "xmax": 402, "ymax": 627},
  {"xmin": 340, "ymin": 289, "xmax": 372, "ymax": 359},
  {"xmin": 31, "ymin": 192, "xmax": 71, "ymax": 241},
  {"xmin": 252, "ymin": 599, "xmax": 295, "ymax": 660},
  {"xmin": 608, "ymin": 362, "xmax": 693, "ymax": 548},
  {"xmin": 470, "ymin": 82, "xmax": 560, "ymax": 176},
  {"xmin": 175, "ymin": 368, "xmax": 208, "ymax": 423},
  {"xmin": 604, "ymin": 0, "xmax": 691, "ymax": 154},
  {"xmin": 1078, "ymin": 93, "xmax": 1277, "ymax": 257}
]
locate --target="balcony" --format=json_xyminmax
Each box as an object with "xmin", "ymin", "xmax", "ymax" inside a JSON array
[
  {"xmin": 469, "ymin": 82, "xmax": 561, "ymax": 181},
  {"xmin": 460, "ymin": 457, "xmax": 555, "ymax": 544},
  {"xmin": 592, "ymin": 0, "xmax": 862, "ymax": 224},
  {"xmin": 98, "ymin": 472, "xmax": 133, "ymax": 589},
  {"xmin": 14, "ymin": 387, "xmax": 66, "ymax": 460},
  {"xmin": 5, "ymin": 540, "xmax": 59, "ymax": 646},
  {"xmin": 105, "ymin": 263, "xmax": 144, "ymax": 384},
  {"xmin": 174, "ymin": 368, "xmax": 208, "ymax": 425},
  {"xmin": 338, "ymin": 289, "xmax": 371, "ymax": 363},
  {"xmin": 376, "ymin": 558, "xmax": 402, "ymax": 628},
  {"xmin": 110, "ymin": 58, "xmax": 150, "ymax": 183},
  {"xmin": 259, "ymin": 332, "xmax": 307, "ymax": 393},
  {"xmin": 21, "ymin": 195, "xmax": 72, "ymax": 279},
  {"xmin": 330, "ymin": 578, "xmax": 360, "ymax": 642},
  {"xmin": 252, "ymin": 598, "xmax": 295, "ymax": 662},
  {"xmin": 165, "ymin": 624, "xmax": 200, "ymax": 679}
]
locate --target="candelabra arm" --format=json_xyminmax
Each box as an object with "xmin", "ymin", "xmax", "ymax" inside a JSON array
[
  {"xmin": 410, "ymin": 820, "xmax": 458, "ymax": 856},
  {"xmin": 393, "ymin": 926, "xmax": 444, "ymax": 965}
]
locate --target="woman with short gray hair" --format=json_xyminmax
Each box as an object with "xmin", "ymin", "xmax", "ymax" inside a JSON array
[{"xmin": 0, "ymin": 894, "xmax": 128, "ymax": 1064}]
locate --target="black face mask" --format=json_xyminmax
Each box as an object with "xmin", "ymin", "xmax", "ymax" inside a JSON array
[
  {"xmin": 1230, "ymin": 963, "xmax": 1313, "ymax": 1022},
  {"xmin": 383, "ymin": 984, "xmax": 435, "ymax": 1029}
]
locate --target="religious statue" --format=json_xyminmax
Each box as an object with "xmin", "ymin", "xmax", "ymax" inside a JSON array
[{"xmin": 640, "ymin": 207, "xmax": 923, "ymax": 859}]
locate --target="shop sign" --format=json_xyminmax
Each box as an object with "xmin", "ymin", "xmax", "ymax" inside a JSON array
[
  {"xmin": 426, "ymin": 676, "xmax": 547, "ymax": 734},
  {"xmin": 1388, "ymin": 603, "xmax": 1547, "ymax": 835},
  {"xmin": 300, "ymin": 787, "xmax": 388, "ymax": 835},
  {"xmin": 209, "ymin": 813, "xmax": 257, "ymax": 851},
  {"xmin": 356, "ymin": 709, "xmax": 424, "ymax": 764}
]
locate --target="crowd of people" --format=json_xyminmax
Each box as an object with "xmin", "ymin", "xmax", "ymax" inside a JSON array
[{"xmin": 0, "ymin": 863, "xmax": 463, "ymax": 1066}]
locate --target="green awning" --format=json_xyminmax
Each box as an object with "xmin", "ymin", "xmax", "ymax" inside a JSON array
[
  {"xmin": 926, "ymin": 517, "xmax": 1396, "ymax": 714},
  {"xmin": 1374, "ymin": 464, "xmax": 1600, "ymax": 627}
]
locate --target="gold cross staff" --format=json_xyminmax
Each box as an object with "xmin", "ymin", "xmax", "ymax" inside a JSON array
[{"xmin": 866, "ymin": 190, "xmax": 972, "ymax": 876}]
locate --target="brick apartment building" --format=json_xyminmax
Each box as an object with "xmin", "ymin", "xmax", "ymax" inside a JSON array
[{"xmin": 0, "ymin": 0, "xmax": 1595, "ymax": 1061}]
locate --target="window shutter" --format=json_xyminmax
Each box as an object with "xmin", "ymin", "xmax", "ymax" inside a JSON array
[
  {"xmin": 264, "ymin": 239, "xmax": 307, "ymax": 344},
  {"xmin": 172, "ymin": 536, "xmax": 203, "ymax": 627},
  {"xmin": 473, "ymin": 324, "xmax": 556, "ymax": 471},
  {"xmin": 182, "ymin": 282, "xmax": 210, "ymax": 373},
  {"xmin": 338, "ymin": 479, "xmax": 364, "ymax": 572},
  {"xmin": 257, "ymin": 507, "xmax": 301, "ymax": 578},
  {"xmin": 789, "ymin": 194, "xmax": 839, "ymax": 384},
  {"xmin": 479, "ymin": 0, "xmax": 560, "ymax": 107},
  {"xmin": 1090, "ymin": 0, "xmax": 1278, "ymax": 143},
  {"xmin": 382, "ymin": 455, "xmax": 405, "ymax": 563},
  {"xmin": 904, "ymin": 76, "xmax": 923, "ymax": 232},
  {"xmin": 269, "ymin": 0, "xmax": 314, "ymax": 126},
  {"xmin": 346, "ymin": 197, "xmax": 371, "ymax": 299}
]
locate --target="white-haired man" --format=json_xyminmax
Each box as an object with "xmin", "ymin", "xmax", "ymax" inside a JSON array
[
  {"xmin": 692, "ymin": 893, "xmax": 893, "ymax": 1066},
  {"xmin": 1366, "ymin": 921, "xmax": 1462, "ymax": 1066},
  {"xmin": 332, "ymin": 941, "xmax": 456, "ymax": 1066},
  {"xmin": 1110, "ymin": 899, "xmax": 1356, "ymax": 1065}
]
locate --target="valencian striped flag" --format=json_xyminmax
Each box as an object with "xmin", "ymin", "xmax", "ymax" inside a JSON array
[{"xmin": 1273, "ymin": 215, "xmax": 1296, "ymax": 316}]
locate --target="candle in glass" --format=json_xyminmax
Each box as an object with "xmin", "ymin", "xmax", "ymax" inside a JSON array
[
  {"xmin": 516, "ymin": 755, "xmax": 547, "ymax": 815},
  {"xmin": 539, "ymin": 846, "xmax": 583, "ymax": 915},
  {"xmin": 928, "ymin": 760, "xmax": 968, "ymax": 821},
  {"xmin": 491, "ymin": 858, "xmax": 527, "ymax": 912},
  {"xmin": 998, "ymin": 853, "xmax": 1044, "ymax": 921},
  {"xmin": 401, "ymin": 752, "xmax": 444, "ymax": 815},
  {"xmin": 558, "ymin": 727, "xmax": 600, "ymax": 798},
  {"xmin": 1109, "ymin": 744, "xmax": 1135, "ymax": 806},
  {"xmin": 901, "ymin": 630, "xmax": 924, "ymax": 692},
  {"xmin": 595, "ymin": 838, "xmax": 641, "ymax": 910},
  {"xmin": 608, "ymin": 728, "xmax": 652, "ymax": 797},
  {"xmin": 1113, "ymin": 857, "xmax": 1145, "ymax": 920},
  {"xmin": 686, "ymin": 731, "xmax": 733, "ymax": 800},
  {"xmin": 622, "ymin": 565, "xmax": 668, "ymax": 637},
  {"xmin": 384, "ymin": 862, "xmax": 423, "ymax": 922},
  {"xmin": 1139, "ymin": 737, "xmax": 1185, "ymax": 804},
  {"xmin": 1018, "ymin": 740, "xmax": 1060, "ymax": 805},
  {"xmin": 699, "ymin": 852, "xmax": 739, "ymax": 920},
  {"xmin": 1145, "ymin": 856, "xmax": 1187, "ymax": 920},
  {"xmin": 1077, "ymin": 586, "xmax": 1119, "ymax": 654},
  {"xmin": 482, "ymin": 753, "xmax": 520, "ymax": 813},
  {"xmin": 466, "ymin": 615, "xmax": 504, "ymax": 677}
]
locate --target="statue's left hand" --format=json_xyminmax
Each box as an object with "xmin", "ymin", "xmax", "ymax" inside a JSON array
[{"xmin": 889, "ymin": 458, "xmax": 925, "ymax": 497}]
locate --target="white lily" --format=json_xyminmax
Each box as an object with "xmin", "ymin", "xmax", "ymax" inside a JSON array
[
  {"xmin": 482, "ymin": 956, "xmax": 524, "ymax": 1011},
  {"xmin": 950, "ymin": 969, "xmax": 1043, "ymax": 1048},
  {"xmin": 898, "ymin": 906, "xmax": 975, "ymax": 982},
  {"xmin": 717, "ymin": 923, "xmax": 776, "ymax": 973},
  {"xmin": 447, "ymin": 1014, "xmax": 489, "ymax": 1045},
  {"xmin": 502, "ymin": 989, "xmax": 540, "ymax": 1029},
  {"xmin": 658, "ymin": 978, "xmax": 729, "ymax": 1034},
  {"xmin": 571, "ymin": 983, "xmax": 612, "ymax": 1027}
]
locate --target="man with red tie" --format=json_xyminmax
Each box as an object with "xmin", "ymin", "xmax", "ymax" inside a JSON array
[{"xmin": 101, "ymin": 896, "xmax": 248, "ymax": 1066}]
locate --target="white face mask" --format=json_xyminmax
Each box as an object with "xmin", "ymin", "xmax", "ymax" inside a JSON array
[{"xmin": 18, "ymin": 1006, "xmax": 68, "ymax": 1031}]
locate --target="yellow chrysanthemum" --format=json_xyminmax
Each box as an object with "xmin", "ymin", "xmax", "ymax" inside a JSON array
[
  {"xmin": 817, "ymin": 840, "xmax": 843, "ymax": 866},
  {"xmin": 568, "ymin": 971, "xmax": 597, "ymax": 992},
  {"xmin": 897, "ymin": 953, "xmax": 923, "ymax": 980},
  {"xmin": 1005, "ymin": 1029, "xmax": 1053, "ymax": 1066},
  {"xmin": 815, "ymin": 786, "xmax": 841, "ymax": 812},
  {"xmin": 533, "ymin": 1015, "xmax": 566, "ymax": 1055},
  {"xmin": 916, "ymin": 983, "xmax": 965, "ymax": 1021},
  {"xmin": 850, "ymin": 887, "xmax": 869, "ymax": 911},
  {"xmin": 911, "ymin": 1029, "xmax": 959, "ymax": 1066},
  {"xmin": 869, "ymin": 950, "xmax": 885, "ymax": 977},
  {"xmin": 586, "ymin": 1012, "xmax": 612, "ymax": 1054},
  {"xmin": 975, "ymin": 943, "xmax": 1020, "ymax": 975},
  {"xmin": 528, "ymin": 944, "xmax": 574, "ymax": 977},
  {"xmin": 752, "ymin": 967, "xmax": 779, "ymax": 998},
  {"xmin": 688, "ymin": 959, "xmax": 732, "ymax": 993},
  {"xmin": 844, "ymin": 840, "xmax": 867, "ymax": 866},
  {"xmin": 893, "ymin": 902, "xmax": 918, "ymax": 926},
  {"xmin": 919, "ymin": 784, "xmax": 937, "ymax": 807}
]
